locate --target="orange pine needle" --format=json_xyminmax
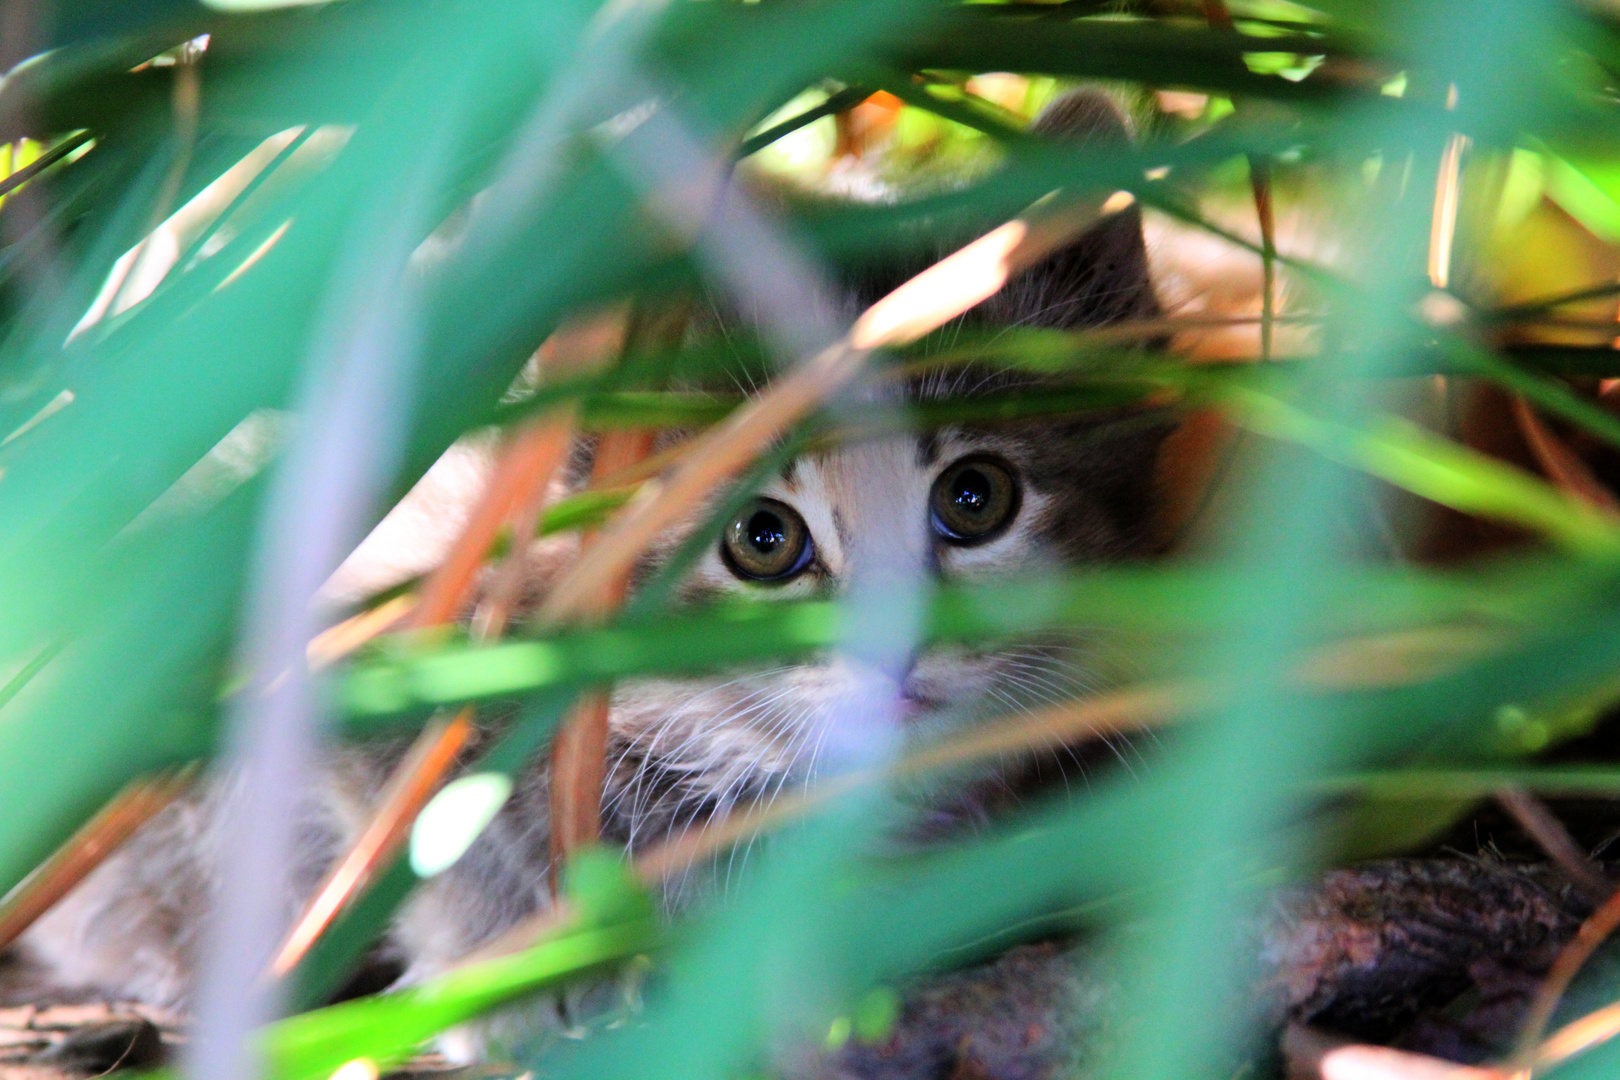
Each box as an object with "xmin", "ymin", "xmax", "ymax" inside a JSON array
[
  {"xmin": 306, "ymin": 594, "xmax": 415, "ymax": 670},
  {"xmin": 1285, "ymin": 1025, "xmax": 1504, "ymax": 1080},
  {"xmin": 269, "ymin": 708, "xmax": 474, "ymax": 977},
  {"xmin": 548, "ymin": 429, "xmax": 657, "ymax": 871},
  {"xmin": 268, "ymin": 309, "xmax": 629, "ymax": 982},
  {"xmin": 1511, "ymin": 877, "xmax": 1620, "ymax": 1067},
  {"xmin": 1511, "ymin": 397, "xmax": 1620, "ymax": 513},
  {"xmin": 407, "ymin": 417, "xmax": 576, "ymax": 629},
  {"xmin": 550, "ymin": 692, "xmax": 613, "ymax": 866},
  {"xmin": 0, "ymin": 768, "xmax": 195, "ymax": 952},
  {"xmin": 1250, "ymin": 157, "xmax": 1277, "ymax": 361}
]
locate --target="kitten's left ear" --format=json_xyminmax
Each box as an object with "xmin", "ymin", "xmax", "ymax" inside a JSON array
[{"xmin": 981, "ymin": 89, "xmax": 1159, "ymax": 331}]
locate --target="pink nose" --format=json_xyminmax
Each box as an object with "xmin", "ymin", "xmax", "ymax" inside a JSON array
[{"xmin": 897, "ymin": 662, "xmax": 945, "ymax": 722}]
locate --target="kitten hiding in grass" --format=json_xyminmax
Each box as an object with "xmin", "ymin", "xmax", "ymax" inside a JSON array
[
  {"xmin": 5, "ymin": 89, "xmax": 1171, "ymax": 1054},
  {"xmin": 1, "ymin": 88, "xmax": 1594, "ymax": 1080}
]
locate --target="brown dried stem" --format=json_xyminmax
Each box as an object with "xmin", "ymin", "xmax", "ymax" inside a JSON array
[
  {"xmin": 1251, "ymin": 156, "xmax": 1277, "ymax": 361},
  {"xmin": 550, "ymin": 692, "xmax": 613, "ymax": 871},
  {"xmin": 407, "ymin": 307, "xmax": 625, "ymax": 630},
  {"xmin": 1493, "ymin": 786, "xmax": 1612, "ymax": 901},
  {"xmin": 460, "ymin": 681, "xmax": 1188, "ymax": 962},
  {"xmin": 581, "ymin": 435, "xmax": 688, "ymax": 491},
  {"xmin": 306, "ymin": 594, "xmax": 415, "ymax": 670},
  {"xmin": 269, "ymin": 708, "xmax": 474, "ymax": 977},
  {"xmin": 453, "ymin": 592, "xmax": 1557, "ymax": 967},
  {"xmin": 1511, "ymin": 397, "xmax": 1620, "ymax": 513},
  {"xmin": 633, "ymin": 681, "xmax": 1195, "ymax": 886},
  {"xmin": 471, "ymin": 614, "xmax": 1536, "ymax": 962},
  {"xmin": 1511, "ymin": 876, "xmax": 1620, "ymax": 1067},
  {"xmin": 0, "ymin": 768, "xmax": 197, "ymax": 952},
  {"xmin": 408, "ymin": 416, "xmax": 577, "ymax": 630},
  {"xmin": 1534, "ymin": 997, "xmax": 1620, "ymax": 1074},
  {"xmin": 267, "ymin": 422, "xmax": 576, "ymax": 977},
  {"xmin": 548, "ymin": 429, "xmax": 657, "ymax": 873},
  {"xmin": 269, "ymin": 310, "xmax": 628, "ymax": 980}
]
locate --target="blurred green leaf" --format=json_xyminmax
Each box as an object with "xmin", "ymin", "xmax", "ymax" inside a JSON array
[
  {"xmin": 339, "ymin": 556, "xmax": 1612, "ymax": 722},
  {"xmin": 1223, "ymin": 387, "xmax": 1620, "ymax": 559},
  {"xmin": 267, "ymin": 919, "xmax": 656, "ymax": 1080},
  {"xmin": 9, "ymin": 2, "xmax": 1620, "ymax": 1078}
]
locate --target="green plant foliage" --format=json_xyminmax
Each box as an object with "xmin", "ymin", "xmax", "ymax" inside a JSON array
[{"xmin": 11, "ymin": 0, "xmax": 1620, "ymax": 1078}]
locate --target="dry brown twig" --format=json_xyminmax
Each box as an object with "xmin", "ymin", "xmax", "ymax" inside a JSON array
[
  {"xmin": 588, "ymin": 435, "xmax": 694, "ymax": 488},
  {"xmin": 1250, "ymin": 156, "xmax": 1278, "ymax": 361},
  {"xmin": 1509, "ymin": 880, "xmax": 1620, "ymax": 1075},
  {"xmin": 308, "ymin": 310, "xmax": 642, "ymax": 668},
  {"xmin": 0, "ymin": 768, "xmax": 197, "ymax": 952},
  {"xmin": 409, "ymin": 308, "xmax": 628, "ymax": 631},
  {"xmin": 306, "ymin": 594, "xmax": 415, "ymax": 669},
  {"xmin": 303, "ymin": 446, "xmax": 687, "ymax": 672},
  {"xmin": 543, "ymin": 306, "xmax": 686, "ymax": 872},
  {"xmin": 409, "ymin": 416, "xmax": 578, "ymax": 632},
  {"xmin": 630, "ymin": 620, "xmax": 1486, "ymax": 891},
  {"xmin": 548, "ymin": 427, "xmax": 657, "ymax": 873},
  {"xmin": 633, "ymin": 681, "xmax": 1194, "ymax": 886},
  {"xmin": 1511, "ymin": 878, "xmax": 1620, "ymax": 1070},
  {"xmin": 269, "ymin": 708, "xmax": 474, "ymax": 977},
  {"xmin": 1493, "ymin": 786, "xmax": 1612, "ymax": 901},
  {"xmin": 1533, "ymin": 995, "xmax": 1620, "ymax": 1074},
  {"xmin": 267, "ymin": 307, "xmax": 630, "ymax": 979},
  {"xmin": 460, "ymin": 679, "xmax": 1191, "ymax": 964},
  {"xmin": 1511, "ymin": 397, "xmax": 1620, "ymax": 514}
]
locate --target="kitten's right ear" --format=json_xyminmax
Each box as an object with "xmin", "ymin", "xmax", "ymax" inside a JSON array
[
  {"xmin": 1029, "ymin": 88, "xmax": 1134, "ymax": 144},
  {"xmin": 980, "ymin": 88, "xmax": 1159, "ymax": 331},
  {"xmin": 843, "ymin": 89, "xmax": 1158, "ymax": 328}
]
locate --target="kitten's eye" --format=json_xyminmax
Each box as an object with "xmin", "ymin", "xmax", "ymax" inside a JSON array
[
  {"xmin": 721, "ymin": 498, "xmax": 814, "ymax": 582},
  {"xmin": 930, "ymin": 456, "xmax": 1020, "ymax": 545}
]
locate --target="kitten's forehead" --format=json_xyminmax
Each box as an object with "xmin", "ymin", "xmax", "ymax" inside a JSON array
[
  {"xmin": 771, "ymin": 436, "xmax": 931, "ymax": 574},
  {"xmin": 775, "ymin": 430, "xmax": 972, "ymax": 510},
  {"xmin": 784, "ymin": 427, "xmax": 1026, "ymax": 489}
]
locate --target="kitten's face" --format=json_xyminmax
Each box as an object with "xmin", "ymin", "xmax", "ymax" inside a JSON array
[
  {"xmin": 598, "ymin": 88, "xmax": 1165, "ymax": 852},
  {"xmin": 601, "ymin": 413, "xmax": 1157, "ymax": 851}
]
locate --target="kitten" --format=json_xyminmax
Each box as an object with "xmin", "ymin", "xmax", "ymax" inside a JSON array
[
  {"xmin": 6, "ymin": 90, "xmax": 1168, "ymax": 1034},
  {"xmin": 390, "ymin": 89, "xmax": 1167, "ymax": 989}
]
